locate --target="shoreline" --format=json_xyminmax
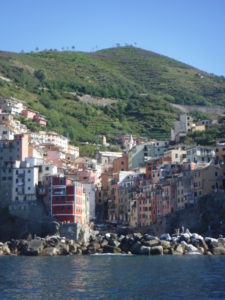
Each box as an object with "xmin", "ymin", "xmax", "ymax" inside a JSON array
[{"xmin": 1, "ymin": 230, "xmax": 225, "ymax": 257}]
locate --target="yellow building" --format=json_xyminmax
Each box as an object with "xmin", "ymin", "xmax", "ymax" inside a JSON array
[
  {"xmin": 164, "ymin": 146, "xmax": 187, "ymax": 163},
  {"xmin": 193, "ymin": 164, "xmax": 224, "ymax": 199},
  {"xmin": 215, "ymin": 141, "xmax": 225, "ymax": 163},
  {"xmin": 191, "ymin": 124, "xmax": 206, "ymax": 132}
]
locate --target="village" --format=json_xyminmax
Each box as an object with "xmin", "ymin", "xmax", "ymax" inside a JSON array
[{"xmin": 0, "ymin": 97, "xmax": 225, "ymax": 231}]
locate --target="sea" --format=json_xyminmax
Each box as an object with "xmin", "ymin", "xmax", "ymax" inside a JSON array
[{"xmin": 0, "ymin": 255, "xmax": 225, "ymax": 300}]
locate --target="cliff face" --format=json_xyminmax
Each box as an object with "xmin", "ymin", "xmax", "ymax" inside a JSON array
[
  {"xmin": 164, "ymin": 192, "xmax": 225, "ymax": 237},
  {"xmin": 0, "ymin": 208, "xmax": 59, "ymax": 242}
]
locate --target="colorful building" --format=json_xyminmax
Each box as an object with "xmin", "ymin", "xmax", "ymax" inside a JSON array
[{"xmin": 50, "ymin": 176, "xmax": 87, "ymax": 224}]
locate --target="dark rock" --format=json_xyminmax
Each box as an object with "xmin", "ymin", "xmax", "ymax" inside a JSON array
[
  {"xmin": 133, "ymin": 233, "xmax": 143, "ymax": 241},
  {"xmin": 160, "ymin": 233, "xmax": 171, "ymax": 241},
  {"xmin": 130, "ymin": 241, "xmax": 142, "ymax": 254},
  {"xmin": 151, "ymin": 246, "xmax": 163, "ymax": 255},
  {"xmin": 119, "ymin": 237, "xmax": 130, "ymax": 253},
  {"xmin": 139, "ymin": 246, "xmax": 151, "ymax": 255},
  {"xmin": 179, "ymin": 233, "xmax": 191, "ymax": 243},
  {"xmin": 108, "ymin": 239, "xmax": 120, "ymax": 248},
  {"xmin": 103, "ymin": 245, "xmax": 121, "ymax": 253},
  {"xmin": 143, "ymin": 234, "xmax": 157, "ymax": 241},
  {"xmin": 205, "ymin": 237, "xmax": 219, "ymax": 249}
]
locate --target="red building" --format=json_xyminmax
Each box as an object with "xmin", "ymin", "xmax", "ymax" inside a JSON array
[{"xmin": 50, "ymin": 176, "xmax": 86, "ymax": 224}]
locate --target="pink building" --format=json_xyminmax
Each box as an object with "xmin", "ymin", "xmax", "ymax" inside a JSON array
[
  {"xmin": 23, "ymin": 108, "xmax": 37, "ymax": 120},
  {"xmin": 33, "ymin": 114, "xmax": 47, "ymax": 127}
]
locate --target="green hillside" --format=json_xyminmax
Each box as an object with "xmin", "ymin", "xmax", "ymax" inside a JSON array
[{"xmin": 0, "ymin": 46, "xmax": 225, "ymax": 146}]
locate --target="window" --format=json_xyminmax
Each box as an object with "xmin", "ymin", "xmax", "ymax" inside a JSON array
[
  {"xmin": 28, "ymin": 178, "xmax": 31, "ymax": 182},
  {"xmin": 28, "ymin": 170, "xmax": 31, "ymax": 173},
  {"xmin": 28, "ymin": 187, "xmax": 30, "ymax": 190},
  {"xmin": 45, "ymin": 167, "xmax": 49, "ymax": 171},
  {"xmin": 215, "ymin": 172, "xmax": 218, "ymax": 177},
  {"xmin": 121, "ymin": 161, "xmax": 124, "ymax": 165}
]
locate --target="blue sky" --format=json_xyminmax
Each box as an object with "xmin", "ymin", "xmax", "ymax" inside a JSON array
[{"xmin": 0, "ymin": 0, "xmax": 225, "ymax": 75}]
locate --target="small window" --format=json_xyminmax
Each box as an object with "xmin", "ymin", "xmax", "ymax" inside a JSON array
[
  {"xmin": 28, "ymin": 187, "xmax": 30, "ymax": 190},
  {"xmin": 28, "ymin": 170, "xmax": 31, "ymax": 173}
]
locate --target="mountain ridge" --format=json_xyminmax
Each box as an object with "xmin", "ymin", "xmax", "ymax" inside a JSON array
[{"xmin": 0, "ymin": 46, "xmax": 225, "ymax": 146}]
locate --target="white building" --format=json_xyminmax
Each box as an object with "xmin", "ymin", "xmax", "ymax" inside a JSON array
[
  {"xmin": 0, "ymin": 98, "xmax": 25, "ymax": 115},
  {"xmin": 96, "ymin": 151, "xmax": 123, "ymax": 166},
  {"xmin": 67, "ymin": 144, "xmax": 79, "ymax": 160},
  {"xmin": 38, "ymin": 164, "xmax": 58, "ymax": 182},
  {"xmin": 171, "ymin": 114, "xmax": 193, "ymax": 142},
  {"xmin": 0, "ymin": 124, "xmax": 14, "ymax": 140},
  {"xmin": 30, "ymin": 131, "xmax": 69, "ymax": 152},
  {"xmin": 83, "ymin": 183, "xmax": 95, "ymax": 221},
  {"xmin": 12, "ymin": 161, "xmax": 39, "ymax": 202},
  {"xmin": 186, "ymin": 146, "xmax": 215, "ymax": 164}
]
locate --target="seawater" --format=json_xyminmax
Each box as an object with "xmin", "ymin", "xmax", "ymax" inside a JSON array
[{"xmin": 0, "ymin": 256, "xmax": 225, "ymax": 299}]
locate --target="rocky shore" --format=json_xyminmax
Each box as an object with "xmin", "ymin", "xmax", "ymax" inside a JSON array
[{"xmin": 1, "ymin": 230, "xmax": 225, "ymax": 256}]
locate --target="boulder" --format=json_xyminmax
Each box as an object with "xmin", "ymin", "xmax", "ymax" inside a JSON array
[
  {"xmin": 1, "ymin": 243, "xmax": 11, "ymax": 255},
  {"xmin": 218, "ymin": 238, "xmax": 225, "ymax": 247},
  {"xmin": 151, "ymin": 246, "xmax": 163, "ymax": 255},
  {"xmin": 205, "ymin": 237, "xmax": 219, "ymax": 248},
  {"xmin": 174, "ymin": 244, "xmax": 184, "ymax": 255},
  {"xmin": 105, "ymin": 233, "xmax": 111, "ymax": 241},
  {"xmin": 26, "ymin": 239, "xmax": 44, "ymax": 255},
  {"xmin": 7, "ymin": 240, "xmax": 19, "ymax": 254},
  {"xmin": 163, "ymin": 248, "xmax": 172, "ymax": 255},
  {"xmin": 179, "ymin": 233, "xmax": 191, "ymax": 243},
  {"xmin": 119, "ymin": 237, "xmax": 130, "ymax": 253},
  {"xmin": 185, "ymin": 244, "xmax": 199, "ymax": 253},
  {"xmin": 130, "ymin": 241, "xmax": 142, "ymax": 254},
  {"xmin": 89, "ymin": 241, "xmax": 101, "ymax": 251},
  {"xmin": 103, "ymin": 245, "xmax": 121, "ymax": 254},
  {"xmin": 160, "ymin": 233, "xmax": 171, "ymax": 241},
  {"xmin": 143, "ymin": 234, "xmax": 156, "ymax": 241},
  {"xmin": 139, "ymin": 246, "xmax": 151, "ymax": 255},
  {"xmin": 108, "ymin": 239, "xmax": 120, "ymax": 248},
  {"xmin": 187, "ymin": 252, "xmax": 202, "ymax": 255},
  {"xmin": 101, "ymin": 239, "xmax": 109, "ymax": 247},
  {"xmin": 57, "ymin": 242, "xmax": 70, "ymax": 255},
  {"xmin": 160, "ymin": 240, "xmax": 171, "ymax": 249},
  {"xmin": 133, "ymin": 233, "xmax": 143, "ymax": 241},
  {"xmin": 212, "ymin": 247, "xmax": 225, "ymax": 255},
  {"xmin": 144, "ymin": 239, "xmax": 160, "ymax": 247},
  {"xmin": 41, "ymin": 247, "xmax": 60, "ymax": 256},
  {"xmin": 191, "ymin": 233, "xmax": 204, "ymax": 241}
]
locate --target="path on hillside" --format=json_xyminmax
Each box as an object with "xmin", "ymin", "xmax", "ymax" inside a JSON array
[{"xmin": 171, "ymin": 103, "xmax": 225, "ymax": 116}]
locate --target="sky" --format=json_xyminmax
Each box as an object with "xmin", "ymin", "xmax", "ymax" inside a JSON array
[{"xmin": 0, "ymin": 0, "xmax": 225, "ymax": 75}]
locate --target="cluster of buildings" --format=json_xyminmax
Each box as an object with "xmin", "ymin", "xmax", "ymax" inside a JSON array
[
  {"xmin": 0, "ymin": 98, "xmax": 93, "ymax": 225},
  {"xmin": 95, "ymin": 130, "xmax": 225, "ymax": 227},
  {"xmin": 171, "ymin": 113, "xmax": 217, "ymax": 143},
  {"xmin": 0, "ymin": 97, "xmax": 224, "ymax": 229}
]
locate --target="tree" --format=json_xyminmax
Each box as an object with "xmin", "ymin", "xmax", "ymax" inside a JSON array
[{"xmin": 34, "ymin": 69, "xmax": 45, "ymax": 82}]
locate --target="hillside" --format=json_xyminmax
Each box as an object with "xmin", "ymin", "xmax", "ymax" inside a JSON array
[{"xmin": 0, "ymin": 46, "xmax": 225, "ymax": 146}]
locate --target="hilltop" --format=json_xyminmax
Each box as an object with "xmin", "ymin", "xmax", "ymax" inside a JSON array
[{"xmin": 0, "ymin": 46, "xmax": 225, "ymax": 146}]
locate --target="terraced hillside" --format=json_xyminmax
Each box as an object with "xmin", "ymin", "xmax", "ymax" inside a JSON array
[{"xmin": 0, "ymin": 46, "xmax": 225, "ymax": 145}]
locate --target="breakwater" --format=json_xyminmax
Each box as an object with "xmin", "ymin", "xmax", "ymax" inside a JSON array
[{"xmin": 1, "ymin": 230, "xmax": 225, "ymax": 256}]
